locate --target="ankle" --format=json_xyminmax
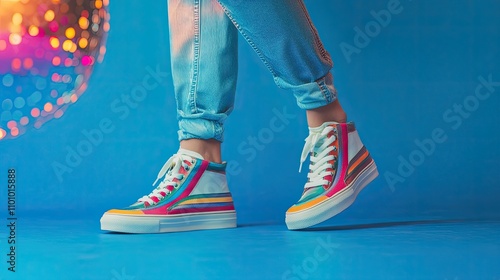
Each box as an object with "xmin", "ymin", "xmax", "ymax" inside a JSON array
[
  {"xmin": 306, "ymin": 100, "xmax": 347, "ymax": 127},
  {"xmin": 180, "ymin": 139, "xmax": 222, "ymax": 163}
]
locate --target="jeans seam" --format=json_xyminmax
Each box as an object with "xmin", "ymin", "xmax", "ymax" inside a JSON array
[
  {"xmin": 316, "ymin": 76, "xmax": 333, "ymax": 103},
  {"xmin": 189, "ymin": 0, "xmax": 201, "ymax": 114},
  {"xmin": 217, "ymin": 1, "xmax": 280, "ymax": 85}
]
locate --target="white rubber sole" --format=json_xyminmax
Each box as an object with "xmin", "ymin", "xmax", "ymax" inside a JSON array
[
  {"xmin": 100, "ymin": 211, "xmax": 237, "ymax": 233},
  {"xmin": 285, "ymin": 162, "xmax": 379, "ymax": 230}
]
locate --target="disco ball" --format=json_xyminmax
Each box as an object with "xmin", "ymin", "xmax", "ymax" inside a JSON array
[{"xmin": 0, "ymin": 0, "xmax": 109, "ymax": 140}]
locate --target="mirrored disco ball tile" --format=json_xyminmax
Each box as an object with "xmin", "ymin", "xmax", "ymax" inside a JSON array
[{"xmin": 0, "ymin": 0, "xmax": 110, "ymax": 140}]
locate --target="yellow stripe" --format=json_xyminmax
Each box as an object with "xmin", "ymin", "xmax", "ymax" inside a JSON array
[
  {"xmin": 106, "ymin": 209, "xmax": 144, "ymax": 215},
  {"xmin": 179, "ymin": 197, "xmax": 233, "ymax": 205},
  {"xmin": 287, "ymin": 195, "xmax": 327, "ymax": 213}
]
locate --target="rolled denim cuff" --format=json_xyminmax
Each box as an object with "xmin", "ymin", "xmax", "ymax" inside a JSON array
[
  {"xmin": 287, "ymin": 72, "xmax": 338, "ymax": 110},
  {"xmin": 177, "ymin": 118, "xmax": 225, "ymax": 142}
]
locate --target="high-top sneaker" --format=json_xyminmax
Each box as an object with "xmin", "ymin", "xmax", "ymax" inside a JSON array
[
  {"xmin": 286, "ymin": 122, "xmax": 378, "ymax": 230},
  {"xmin": 100, "ymin": 149, "xmax": 236, "ymax": 233}
]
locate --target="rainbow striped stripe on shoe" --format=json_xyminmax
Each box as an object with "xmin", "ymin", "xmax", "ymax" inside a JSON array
[
  {"xmin": 100, "ymin": 149, "xmax": 236, "ymax": 233},
  {"xmin": 286, "ymin": 121, "xmax": 378, "ymax": 230}
]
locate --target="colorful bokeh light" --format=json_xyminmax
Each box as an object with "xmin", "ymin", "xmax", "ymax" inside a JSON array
[{"xmin": 0, "ymin": 0, "xmax": 109, "ymax": 141}]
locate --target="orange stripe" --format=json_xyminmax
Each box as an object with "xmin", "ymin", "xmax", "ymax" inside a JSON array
[
  {"xmin": 287, "ymin": 195, "xmax": 328, "ymax": 213},
  {"xmin": 106, "ymin": 209, "xmax": 144, "ymax": 215},
  {"xmin": 348, "ymin": 150, "xmax": 369, "ymax": 174}
]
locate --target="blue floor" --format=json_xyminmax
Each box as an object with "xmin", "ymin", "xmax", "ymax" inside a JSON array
[
  {"xmin": 1, "ymin": 1, "xmax": 499, "ymax": 279},
  {"xmin": 4, "ymin": 218, "xmax": 500, "ymax": 279}
]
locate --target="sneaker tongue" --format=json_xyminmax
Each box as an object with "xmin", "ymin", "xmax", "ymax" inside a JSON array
[{"xmin": 177, "ymin": 148, "xmax": 204, "ymax": 160}]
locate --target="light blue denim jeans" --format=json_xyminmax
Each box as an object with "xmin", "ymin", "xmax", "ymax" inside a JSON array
[{"xmin": 168, "ymin": 0, "xmax": 337, "ymax": 142}]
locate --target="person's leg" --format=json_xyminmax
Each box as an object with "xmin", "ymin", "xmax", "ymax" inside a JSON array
[
  {"xmin": 216, "ymin": 0, "xmax": 378, "ymax": 229},
  {"xmin": 306, "ymin": 100, "xmax": 347, "ymax": 127},
  {"xmin": 170, "ymin": 0, "xmax": 239, "ymax": 163},
  {"xmin": 100, "ymin": 0, "xmax": 239, "ymax": 233},
  {"xmin": 216, "ymin": 0, "xmax": 345, "ymax": 122}
]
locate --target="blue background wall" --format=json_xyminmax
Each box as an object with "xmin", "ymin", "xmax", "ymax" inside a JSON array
[{"xmin": 1, "ymin": 0, "xmax": 499, "ymax": 226}]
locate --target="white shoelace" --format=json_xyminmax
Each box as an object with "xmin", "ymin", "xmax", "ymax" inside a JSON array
[
  {"xmin": 299, "ymin": 125, "xmax": 337, "ymax": 189},
  {"xmin": 138, "ymin": 153, "xmax": 193, "ymax": 205}
]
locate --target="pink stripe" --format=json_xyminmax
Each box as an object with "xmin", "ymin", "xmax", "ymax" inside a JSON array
[
  {"xmin": 326, "ymin": 123, "xmax": 349, "ymax": 197},
  {"xmin": 168, "ymin": 205, "xmax": 235, "ymax": 215},
  {"xmin": 142, "ymin": 160, "xmax": 209, "ymax": 215}
]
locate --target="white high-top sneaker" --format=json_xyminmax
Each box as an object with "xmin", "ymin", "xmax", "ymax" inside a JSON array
[
  {"xmin": 286, "ymin": 122, "xmax": 378, "ymax": 230},
  {"xmin": 101, "ymin": 149, "xmax": 236, "ymax": 233}
]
